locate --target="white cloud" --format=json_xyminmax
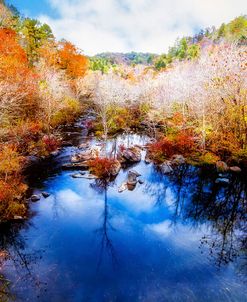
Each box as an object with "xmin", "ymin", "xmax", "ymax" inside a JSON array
[{"xmin": 39, "ymin": 0, "xmax": 247, "ymax": 55}]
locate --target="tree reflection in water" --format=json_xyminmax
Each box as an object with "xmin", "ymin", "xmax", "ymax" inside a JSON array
[
  {"xmin": 90, "ymin": 179, "xmax": 118, "ymax": 270},
  {"xmin": 0, "ymin": 222, "xmax": 46, "ymax": 300},
  {"xmin": 167, "ymin": 165, "xmax": 247, "ymax": 272}
]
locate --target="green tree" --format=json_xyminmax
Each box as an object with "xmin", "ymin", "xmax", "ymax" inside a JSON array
[
  {"xmin": 21, "ymin": 18, "xmax": 54, "ymax": 64},
  {"xmin": 228, "ymin": 16, "xmax": 247, "ymax": 41},
  {"xmin": 187, "ymin": 44, "xmax": 200, "ymax": 59}
]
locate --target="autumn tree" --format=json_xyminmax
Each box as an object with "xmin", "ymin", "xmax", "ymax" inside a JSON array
[
  {"xmin": 57, "ymin": 41, "xmax": 88, "ymax": 78},
  {"xmin": 0, "ymin": 28, "xmax": 38, "ymax": 126}
]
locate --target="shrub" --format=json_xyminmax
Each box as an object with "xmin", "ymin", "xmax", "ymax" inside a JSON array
[
  {"xmin": 42, "ymin": 135, "xmax": 60, "ymax": 153},
  {"xmin": 0, "ymin": 179, "xmax": 28, "ymax": 220},
  {"xmin": 0, "ymin": 145, "xmax": 24, "ymax": 181},
  {"xmin": 197, "ymin": 152, "xmax": 220, "ymax": 166},
  {"xmin": 173, "ymin": 132, "xmax": 195, "ymax": 154},
  {"xmin": 88, "ymin": 157, "xmax": 118, "ymax": 178},
  {"xmin": 148, "ymin": 137, "xmax": 174, "ymax": 163},
  {"xmin": 50, "ymin": 97, "xmax": 81, "ymax": 127}
]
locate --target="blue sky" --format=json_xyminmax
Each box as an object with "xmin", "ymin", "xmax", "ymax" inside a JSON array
[{"xmin": 7, "ymin": 0, "xmax": 247, "ymax": 55}]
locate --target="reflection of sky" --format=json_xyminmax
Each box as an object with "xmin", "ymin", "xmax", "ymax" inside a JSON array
[{"xmin": 3, "ymin": 135, "xmax": 247, "ymax": 302}]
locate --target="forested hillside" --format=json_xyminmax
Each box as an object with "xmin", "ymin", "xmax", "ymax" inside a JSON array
[
  {"xmin": 0, "ymin": 0, "xmax": 88, "ymax": 221},
  {"xmin": 0, "ymin": 0, "xmax": 246, "ymax": 222}
]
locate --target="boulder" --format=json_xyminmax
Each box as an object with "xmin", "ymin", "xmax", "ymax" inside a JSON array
[
  {"xmin": 80, "ymin": 174, "xmax": 98, "ymax": 179},
  {"xmin": 109, "ymin": 160, "xmax": 121, "ymax": 176},
  {"xmin": 229, "ymin": 166, "xmax": 242, "ymax": 173},
  {"xmin": 13, "ymin": 215, "xmax": 24, "ymax": 220},
  {"xmin": 171, "ymin": 154, "xmax": 185, "ymax": 165},
  {"xmin": 216, "ymin": 161, "xmax": 228, "ymax": 172},
  {"xmin": 118, "ymin": 170, "xmax": 141, "ymax": 193},
  {"xmin": 78, "ymin": 142, "xmax": 89, "ymax": 149},
  {"xmin": 62, "ymin": 162, "xmax": 89, "ymax": 170},
  {"xmin": 144, "ymin": 154, "xmax": 152, "ymax": 164},
  {"xmin": 118, "ymin": 147, "xmax": 141, "ymax": 163},
  {"xmin": 71, "ymin": 147, "xmax": 100, "ymax": 163},
  {"xmin": 118, "ymin": 182, "xmax": 128, "ymax": 193},
  {"xmin": 50, "ymin": 150, "xmax": 59, "ymax": 157},
  {"xmin": 71, "ymin": 173, "xmax": 85, "ymax": 178},
  {"xmin": 30, "ymin": 195, "xmax": 40, "ymax": 202},
  {"xmin": 160, "ymin": 161, "xmax": 173, "ymax": 174}
]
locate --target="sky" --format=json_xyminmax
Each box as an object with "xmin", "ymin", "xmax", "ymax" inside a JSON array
[{"xmin": 7, "ymin": 0, "xmax": 247, "ymax": 55}]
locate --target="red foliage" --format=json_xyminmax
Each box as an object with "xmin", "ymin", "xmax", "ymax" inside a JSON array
[
  {"xmin": 0, "ymin": 181, "xmax": 12, "ymax": 202},
  {"xmin": 42, "ymin": 135, "xmax": 59, "ymax": 152},
  {"xmin": 149, "ymin": 137, "xmax": 174, "ymax": 162},
  {"xmin": 88, "ymin": 157, "xmax": 117, "ymax": 178},
  {"xmin": 173, "ymin": 133, "xmax": 195, "ymax": 154},
  {"xmin": 149, "ymin": 132, "xmax": 195, "ymax": 162}
]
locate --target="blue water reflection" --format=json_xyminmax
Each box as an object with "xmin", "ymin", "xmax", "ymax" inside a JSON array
[{"xmin": 1, "ymin": 135, "xmax": 247, "ymax": 302}]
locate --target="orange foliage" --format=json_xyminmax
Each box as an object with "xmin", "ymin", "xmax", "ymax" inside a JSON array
[
  {"xmin": 57, "ymin": 41, "xmax": 88, "ymax": 78},
  {"xmin": 173, "ymin": 132, "xmax": 195, "ymax": 154},
  {"xmin": 149, "ymin": 137, "xmax": 174, "ymax": 163},
  {"xmin": 88, "ymin": 157, "xmax": 118, "ymax": 178},
  {"xmin": 0, "ymin": 28, "xmax": 38, "ymax": 106}
]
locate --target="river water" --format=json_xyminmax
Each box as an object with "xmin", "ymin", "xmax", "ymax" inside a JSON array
[{"xmin": 0, "ymin": 121, "xmax": 246, "ymax": 302}]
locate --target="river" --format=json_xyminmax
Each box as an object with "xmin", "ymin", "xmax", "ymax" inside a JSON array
[{"xmin": 0, "ymin": 119, "xmax": 246, "ymax": 302}]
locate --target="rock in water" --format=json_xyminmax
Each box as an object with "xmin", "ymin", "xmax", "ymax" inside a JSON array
[
  {"xmin": 215, "ymin": 178, "xmax": 230, "ymax": 184},
  {"xmin": 160, "ymin": 161, "xmax": 173, "ymax": 174},
  {"xmin": 118, "ymin": 147, "xmax": 141, "ymax": 163},
  {"xmin": 71, "ymin": 174, "xmax": 85, "ymax": 178},
  {"xmin": 127, "ymin": 170, "xmax": 141, "ymax": 184},
  {"xmin": 229, "ymin": 166, "xmax": 241, "ymax": 173},
  {"xmin": 31, "ymin": 195, "xmax": 41, "ymax": 202},
  {"xmin": 42, "ymin": 192, "xmax": 50, "ymax": 198},
  {"xmin": 118, "ymin": 182, "xmax": 128, "ymax": 193},
  {"xmin": 216, "ymin": 161, "xmax": 228, "ymax": 172},
  {"xmin": 109, "ymin": 160, "xmax": 121, "ymax": 176},
  {"xmin": 118, "ymin": 170, "xmax": 141, "ymax": 193}
]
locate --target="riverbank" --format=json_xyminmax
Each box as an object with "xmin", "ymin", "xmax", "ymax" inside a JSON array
[{"xmin": 1, "ymin": 111, "xmax": 246, "ymax": 224}]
